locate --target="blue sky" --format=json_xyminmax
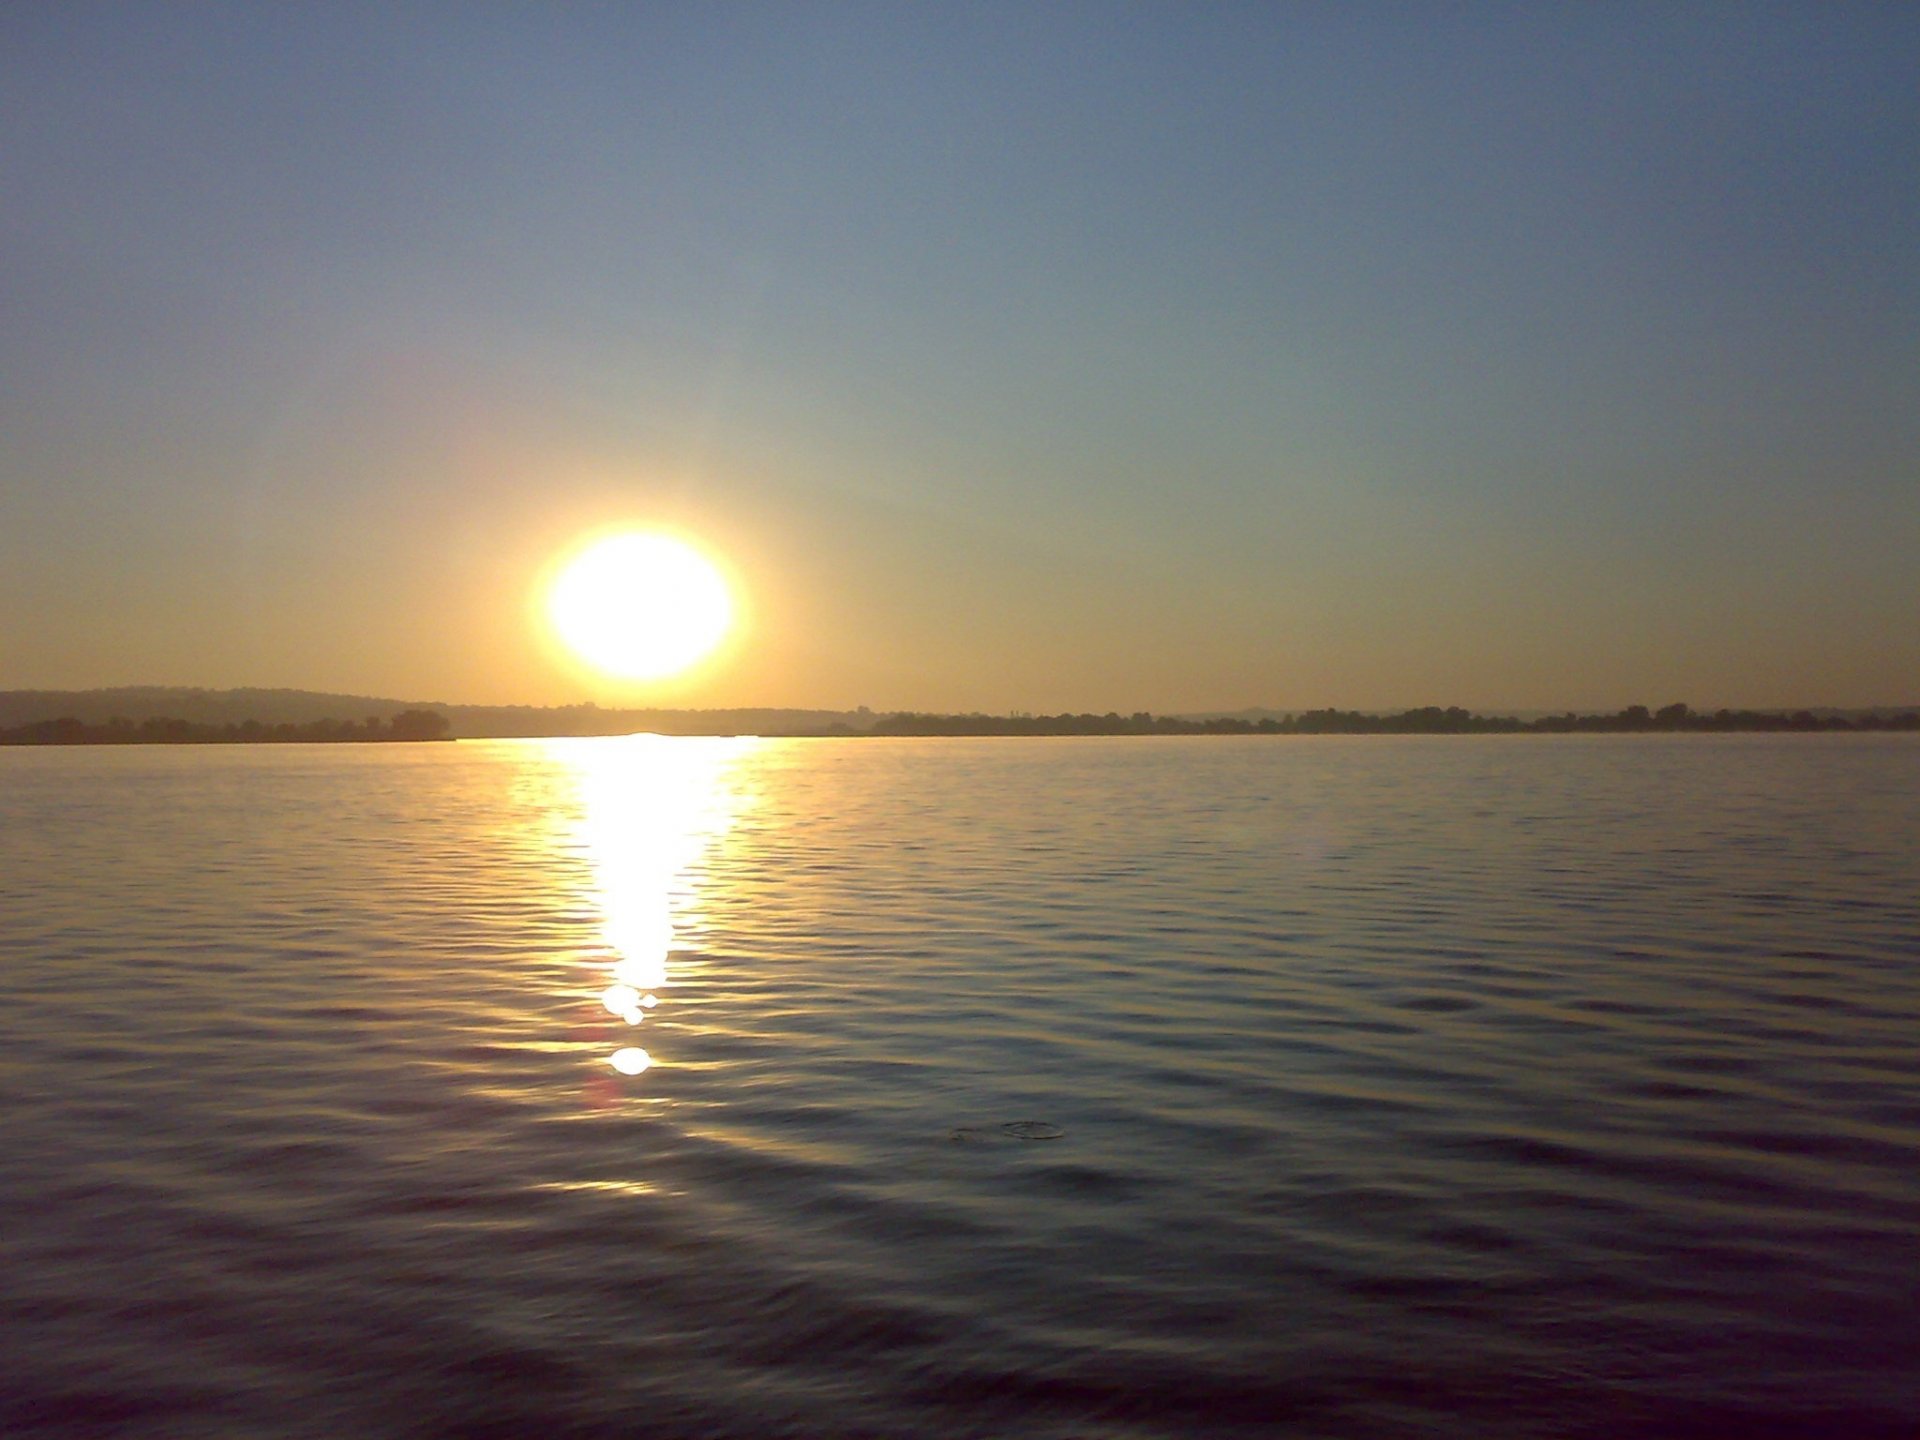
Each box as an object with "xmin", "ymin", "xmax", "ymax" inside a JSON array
[{"xmin": 4, "ymin": 3, "xmax": 1915, "ymax": 710}]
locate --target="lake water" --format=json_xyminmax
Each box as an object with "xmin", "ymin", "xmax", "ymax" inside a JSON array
[{"xmin": 2, "ymin": 735, "xmax": 1917, "ymax": 1439}]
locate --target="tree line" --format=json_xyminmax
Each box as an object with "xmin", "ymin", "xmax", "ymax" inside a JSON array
[
  {"xmin": 868, "ymin": 704, "xmax": 1920, "ymax": 736},
  {"xmin": 7, "ymin": 703, "xmax": 1914, "ymax": 743},
  {"xmin": 1, "ymin": 710, "xmax": 453, "ymax": 745}
]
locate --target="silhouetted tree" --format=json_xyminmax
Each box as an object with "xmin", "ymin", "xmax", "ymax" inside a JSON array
[{"xmin": 389, "ymin": 709, "xmax": 452, "ymax": 741}]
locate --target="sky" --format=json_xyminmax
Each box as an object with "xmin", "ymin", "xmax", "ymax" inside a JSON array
[{"xmin": 3, "ymin": 3, "xmax": 1916, "ymax": 714}]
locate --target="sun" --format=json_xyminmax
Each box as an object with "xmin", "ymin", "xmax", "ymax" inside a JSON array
[{"xmin": 546, "ymin": 531, "xmax": 735, "ymax": 681}]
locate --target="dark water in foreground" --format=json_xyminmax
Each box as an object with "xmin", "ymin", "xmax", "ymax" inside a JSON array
[{"xmin": 2, "ymin": 736, "xmax": 1917, "ymax": 1439}]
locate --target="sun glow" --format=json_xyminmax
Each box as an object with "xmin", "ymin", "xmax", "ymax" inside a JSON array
[{"xmin": 547, "ymin": 531, "xmax": 734, "ymax": 681}]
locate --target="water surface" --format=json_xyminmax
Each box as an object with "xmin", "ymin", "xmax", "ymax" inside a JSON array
[{"xmin": 3, "ymin": 736, "xmax": 1917, "ymax": 1438}]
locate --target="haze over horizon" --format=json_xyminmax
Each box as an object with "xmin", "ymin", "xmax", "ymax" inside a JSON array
[{"xmin": 5, "ymin": 6, "xmax": 1916, "ymax": 715}]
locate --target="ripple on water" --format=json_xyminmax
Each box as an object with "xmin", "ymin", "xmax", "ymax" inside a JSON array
[{"xmin": 1, "ymin": 735, "xmax": 1917, "ymax": 1438}]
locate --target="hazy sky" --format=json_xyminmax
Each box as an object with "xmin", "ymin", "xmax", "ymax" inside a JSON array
[{"xmin": 4, "ymin": 4, "xmax": 1915, "ymax": 712}]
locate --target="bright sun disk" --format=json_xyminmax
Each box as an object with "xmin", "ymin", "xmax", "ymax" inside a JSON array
[{"xmin": 548, "ymin": 532, "xmax": 733, "ymax": 680}]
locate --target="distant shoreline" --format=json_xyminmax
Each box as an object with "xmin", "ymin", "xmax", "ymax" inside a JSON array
[
  {"xmin": 1, "ymin": 710, "xmax": 453, "ymax": 746},
  {"xmin": 4, "ymin": 702, "xmax": 1917, "ymax": 745},
  {"xmin": 858, "ymin": 706, "xmax": 1920, "ymax": 736}
]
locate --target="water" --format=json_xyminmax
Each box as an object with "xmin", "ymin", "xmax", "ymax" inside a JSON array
[{"xmin": 2, "ymin": 735, "xmax": 1917, "ymax": 1438}]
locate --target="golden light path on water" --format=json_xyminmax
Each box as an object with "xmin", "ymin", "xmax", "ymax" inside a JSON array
[{"xmin": 542, "ymin": 734, "xmax": 759, "ymax": 1079}]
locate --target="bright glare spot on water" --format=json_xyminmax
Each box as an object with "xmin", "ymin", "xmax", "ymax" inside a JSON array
[
  {"xmin": 609, "ymin": 1047, "xmax": 651, "ymax": 1075},
  {"xmin": 547, "ymin": 735, "xmax": 759, "ymax": 1088},
  {"xmin": 613, "ymin": 954, "xmax": 667, "ymax": 990}
]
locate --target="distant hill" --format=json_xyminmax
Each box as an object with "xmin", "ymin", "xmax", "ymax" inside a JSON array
[
  {"xmin": 0, "ymin": 687, "xmax": 877, "ymax": 738},
  {"xmin": 0, "ymin": 687, "xmax": 445, "ymax": 730}
]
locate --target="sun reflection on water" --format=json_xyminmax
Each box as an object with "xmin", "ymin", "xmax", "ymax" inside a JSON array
[{"xmin": 542, "ymin": 734, "xmax": 757, "ymax": 1081}]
